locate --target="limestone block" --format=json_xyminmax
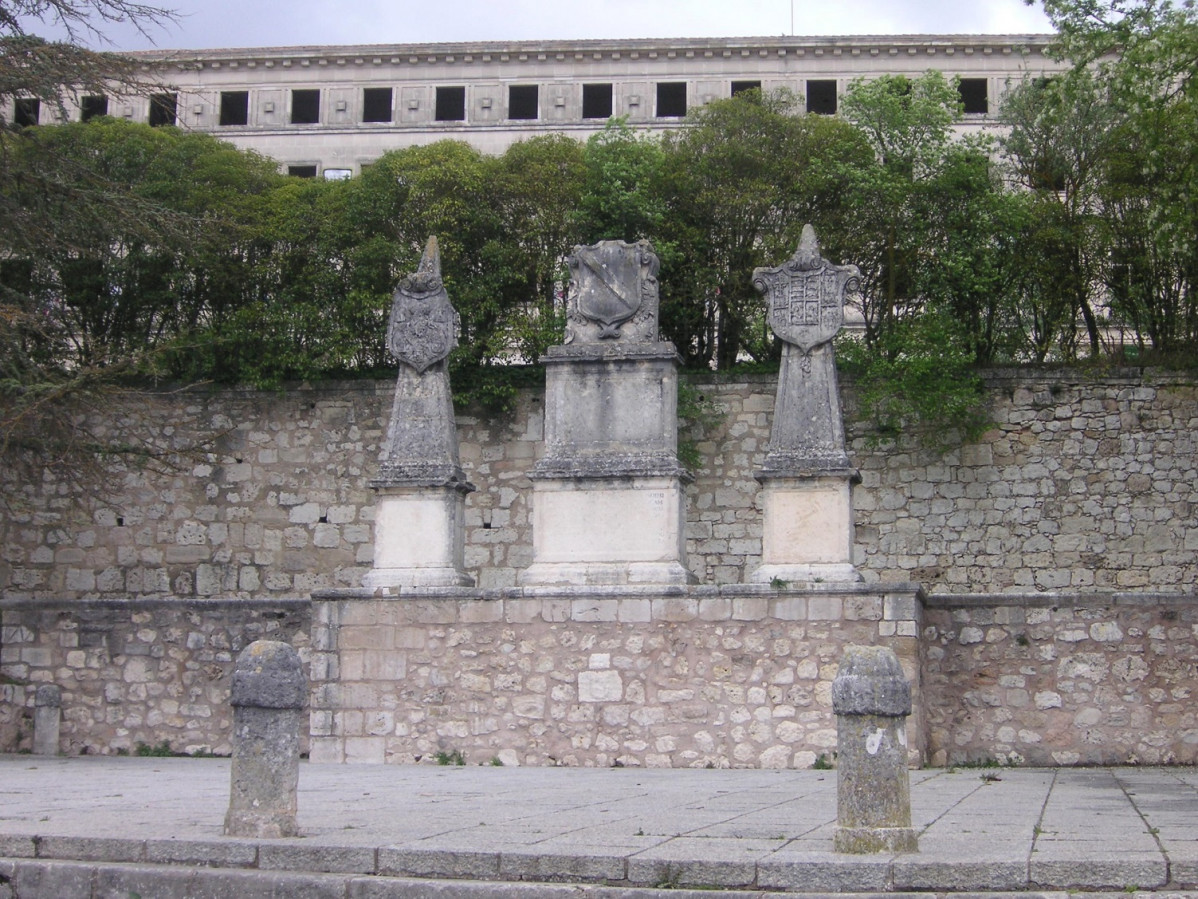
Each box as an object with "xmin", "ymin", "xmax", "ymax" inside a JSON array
[
  {"xmin": 363, "ymin": 488, "xmax": 473, "ymax": 588},
  {"xmin": 752, "ymin": 477, "xmax": 860, "ymax": 584},
  {"xmin": 520, "ymin": 478, "xmax": 693, "ymax": 586}
]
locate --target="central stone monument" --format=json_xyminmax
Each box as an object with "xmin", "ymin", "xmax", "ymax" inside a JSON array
[
  {"xmin": 363, "ymin": 236, "xmax": 474, "ymax": 589},
  {"xmin": 519, "ymin": 239, "xmax": 695, "ymax": 587},
  {"xmin": 751, "ymin": 225, "xmax": 862, "ymax": 584}
]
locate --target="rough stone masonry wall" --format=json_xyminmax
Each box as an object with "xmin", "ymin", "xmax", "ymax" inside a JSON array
[
  {"xmin": 923, "ymin": 594, "xmax": 1198, "ymax": 766},
  {"xmin": 0, "ymin": 367, "xmax": 1195, "ymax": 599},
  {"xmin": 0, "ymin": 598, "xmax": 308, "ymax": 755},
  {"xmin": 2, "ymin": 368, "xmax": 1197, "ymax": 759},
  {"xmin": 308, "ymin": 587, "xmax": 923, "ymax": 769}
]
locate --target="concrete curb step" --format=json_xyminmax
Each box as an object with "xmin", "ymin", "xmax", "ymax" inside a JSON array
[
  {"xmin": 4, "ymin": 860, "xmax": 1198, "ymax": 899},
  {"xmin": 0, "ymin": 837, "xmax": 1192, "ymax": 899}
]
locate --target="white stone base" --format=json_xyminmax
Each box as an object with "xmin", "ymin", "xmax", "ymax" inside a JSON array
[
  {"xmin": 520, "ymin": 477, "xmax": 695, "ymax": 586},
  {"xmin": 363, "ymin": 488, "xmax": 474, "ymax": 588},
  {"xmin": 751, "ymin": 476, "xmax": 860, "ymax": 583},
  {"xmin": 751, "ymin": 562, "xmax": 862, "ymax": 585}
]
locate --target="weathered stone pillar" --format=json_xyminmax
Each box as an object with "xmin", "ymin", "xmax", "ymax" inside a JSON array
[
  {"xmin": 364, "ymin": 236, "xmax": 475, "ymax": 589},
  {"xmin": 225, "ymin": 640, "xmax": 305, "ymax": 838},
  {"xmin": 751, "ymin": 225, "xmax": 862, "ymax": 584},
  {"xmin": 831, "ymin": 644, "xmax": 919, "ymax": 854},
  {"xmin": 520, "ymin": 239, "xmax": 695, "ymax": 587},
  {"xmin": 32, "ymin": 684, "xmax": 61, "ymax": 756}
]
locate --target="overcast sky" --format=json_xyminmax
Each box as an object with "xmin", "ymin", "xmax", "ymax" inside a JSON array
[{"xmin": 32, "ymin": 0, "xmax": 1055, "ymax": 51}]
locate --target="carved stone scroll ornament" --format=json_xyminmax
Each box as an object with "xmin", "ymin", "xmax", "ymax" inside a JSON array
[
  {"xmin": 387, "ymin": 236, "xmax": 460, "ymax": 373},
  {"xmin": 753, "ymin": 224, "xmax": 860, "ymax": 371},
  {"xmin": 564, "ymin": 239, "xmax": 660, "ymax": 344}
]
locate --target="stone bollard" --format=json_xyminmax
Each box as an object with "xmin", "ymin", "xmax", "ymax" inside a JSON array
[
  {"xmin": 224, "ymin": 640, "xmax": 306, "ymax": 838},
  {"xmin": 831, "ymin": 645, "xmax": 919, "ymax": 854},
  {"xmin": 32, "ymin": 684, "xmax": 61, "ymax": 756}
]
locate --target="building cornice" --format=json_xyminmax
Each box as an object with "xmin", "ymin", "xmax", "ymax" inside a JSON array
[{"xmin": 132, "ymin": 34, "xmax": 1057, "ymax": 71}]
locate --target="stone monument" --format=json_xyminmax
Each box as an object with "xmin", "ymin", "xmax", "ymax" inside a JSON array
[
  {"xmin": 364, "ymin": 236, "xmax": 475, "ymax": 589},
  {"xmin": 831, "ymin": 644, "xmax": 918, "ymax": 853},
  {"xmin": 520, "ymin": 239, "xmax": 695, "ymax": 586},
  {"xmin": 751, "ymin": 224, "xmax": 861, "ymax": 584}
]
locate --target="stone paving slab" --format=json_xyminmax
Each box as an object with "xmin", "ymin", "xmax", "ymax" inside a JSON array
[{"xmin": 3, "ymin": 757, "xmax": 1198, "ymax": 896}]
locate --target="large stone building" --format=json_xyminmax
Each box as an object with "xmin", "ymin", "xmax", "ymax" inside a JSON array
[{"xmin": 10, "ymin": 34, "xmax": 1063, "ymax": 176}]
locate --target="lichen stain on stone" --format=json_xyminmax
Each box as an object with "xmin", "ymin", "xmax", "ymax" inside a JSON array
[{"xmin": 866, "ymin": 728, "xmax": 885, "ymax": 755}]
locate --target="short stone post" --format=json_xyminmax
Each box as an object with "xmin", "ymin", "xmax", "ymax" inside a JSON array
[
  {"xmin": 831, "ymin": 645, "xmax": 918, "ymax": 854},
  {"xmin": 32, "ymin": 684, "xmax": 61, "ymax": 756},
  {"xmin": 224, "ymin": 640, "xmax": 305, "ymax": 838}
]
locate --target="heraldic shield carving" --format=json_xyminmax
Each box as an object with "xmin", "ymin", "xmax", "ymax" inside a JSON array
[
  {"xmin": 753, "ymin": 224, "xmax": 860, "ymax": 354},
  {"xmin": 565, "ymin": 239, "xmax": 660, "ymax": 343},
  {"xmin": 388, "ymin": 236, "xmax": 460, "ymax": 373}
]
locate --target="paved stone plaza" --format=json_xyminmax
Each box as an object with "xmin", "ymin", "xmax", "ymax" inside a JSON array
[{"xmin": 3, "ymin": 756, "xmax": 1198, "ymax": 896}]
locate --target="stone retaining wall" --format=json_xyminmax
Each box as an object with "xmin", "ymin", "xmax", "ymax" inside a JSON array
[
  {"xmin": 0, "ymin": 368, "xmax": 1195, "ymax": 599},
  {"xmin": 308, "ymin": 585, "xmax": 924, "ymax": 769},
  {"xmin": 923, "ymin": 593, "xmax": 1198, "ymax": 766},
  {"xmin": 7, "ymin": 591, "xmax": 1198, "ymax": 766},
  {"xmin": 0, "ymin": 598, "xmax": 309, "ymax": 756}
]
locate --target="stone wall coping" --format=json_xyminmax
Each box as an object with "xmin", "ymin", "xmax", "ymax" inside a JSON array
[
  {"xmin": 68, "ymin": 364, "xmax": 1198, "ymax": 406},
  {"xmin": 924, "ymin": 591, "xmax": 1198, "ymax": 610},
  {"xmin": 0, "ymin": 596, "xmax": 312, "ymax": 613},
  {"xmin": 9, "ymin": 590, "xmax": 1194, "ymax": 613},
  {"xmin": 312, "ymin": 582, "xmax": 925, "ymax": 602}
]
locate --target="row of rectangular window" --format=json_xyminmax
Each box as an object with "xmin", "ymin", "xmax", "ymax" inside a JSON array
[
  {"xmin": 216, "ymin": 78, "xmax": 987, "ymax": 125},
  {"xmin": 8, "ymin": 78, "xmax": 989, "ymax": 129},
  {"xmin": 12, "ymin": 93, "xmax": 179, "ymax": 127}
]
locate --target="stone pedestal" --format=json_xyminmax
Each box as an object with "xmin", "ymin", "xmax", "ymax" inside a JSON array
[
  {"xmin": 365, "ymin": 482, "xmax": 472, "ymax": 588},
  {"xmin": 750, "ymin": 227, "xmax": 862, "ymax": 584},
  {"xmin": 521, "ymin": 343, "xmax": 694, "ymax": 587},
  {"xmin": 224, "ymin": 640, "xmax": 305, "ymax": 839},
  {"xmin": 755, "ymin": 472, "xmax": 858, "ymax": 585},
  {"xmin": 832, "ymin": 645, "xmax": 918, "ymax": 854}
]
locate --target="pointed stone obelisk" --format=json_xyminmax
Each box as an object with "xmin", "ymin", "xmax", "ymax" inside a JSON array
[
  {"xmin": 751, "ymin": 225, "xmax": 862, "ymax": 584},
  {"xmin": 520, "ymin": 239, "xmax": 695, "ymax": 587},
  {"xmin": 364, "ymin": 236, "xmax": 475, "ymax": 589}
]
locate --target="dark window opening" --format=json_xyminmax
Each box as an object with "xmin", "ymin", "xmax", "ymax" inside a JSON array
[
  {"xmin": 291, "ymin": 89, "xmax": 320, "ymax": 124},
  {"xmin": 731, "ymin": 80, "xmax": 762, "ymax": 98},
  {"xmin": 148, "ymin": 92, "xmax": 177, "ymax": 127},
  {"xmin": 582, "ymin": 83, "xmax": 613, "ymax": 119},
  {"xmin": 508, "ymin": 84, "xmax": 538, "ymax": 120},
  {"xmin": 435, "ymin": 86, "xmax": 466, "ymax": 121},
  {"xmin": 80, "ymin": 95, "xmax": 108, "ymax": 121},
  {"xmin": 656, "ymin": 82, "xmax": 687, "ymax": 118},
  {"xmin": 362, "ymin": 87, "xmax": 392, "ymax": 123},
  {"xmin": 806, "ymin": 80, "xmax": 837, "ymax": 115},
  {"xmin": 219, "ymin": 91, "xmax": 249, "ymax": 126},
  {"xmin": 958, "ymin": 78, "xmax": 988, "ymax": 114},
  {"xmin": 14, "ymin": 98, "xmax": 39, "ymax": 127},
  {"xmin": 1029, "ymin": 154, "xmax": 1067, "ymax": 193},
  {"xmin": 287, "ymin": 165, "xmax": 318, "ymax": 178}
]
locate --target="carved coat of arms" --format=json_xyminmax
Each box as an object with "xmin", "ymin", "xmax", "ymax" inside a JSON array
[
  {"xmin": 753, "ymin": 225, "xmax": 859, "ymax": 354},
  {"xmin": 565, "ymin": 239, "xmax": 660, "ymax": 343},
  {"xmin": 388, "ymin": 236, "xmax": 459, "ymax": 373}
]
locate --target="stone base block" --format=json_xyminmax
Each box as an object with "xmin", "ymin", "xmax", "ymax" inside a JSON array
[
  {"xmin": 833, "ymin": 826, "xmax": 919, "ymax": 854},
  {"xmin": 365, "ymin": 488, "xmax": 473, "ymax": 588},
  {"xmin": 521, "ymin": 477, "xmax": 695, "ymax": 587},
  {"xmin": 751, "ymin": 562, "xmax": 862, "ymax": 585},
  {"xmin": 519, "ymin": 561, "xmax": 695, "ymax": 587},
  {"xmin": 363, "ymin": 567, "xmax": 474, "ymax": 588},
  {"xmin": 756, "ymin": 476, "xmax": 858, "ymax": 577}
]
